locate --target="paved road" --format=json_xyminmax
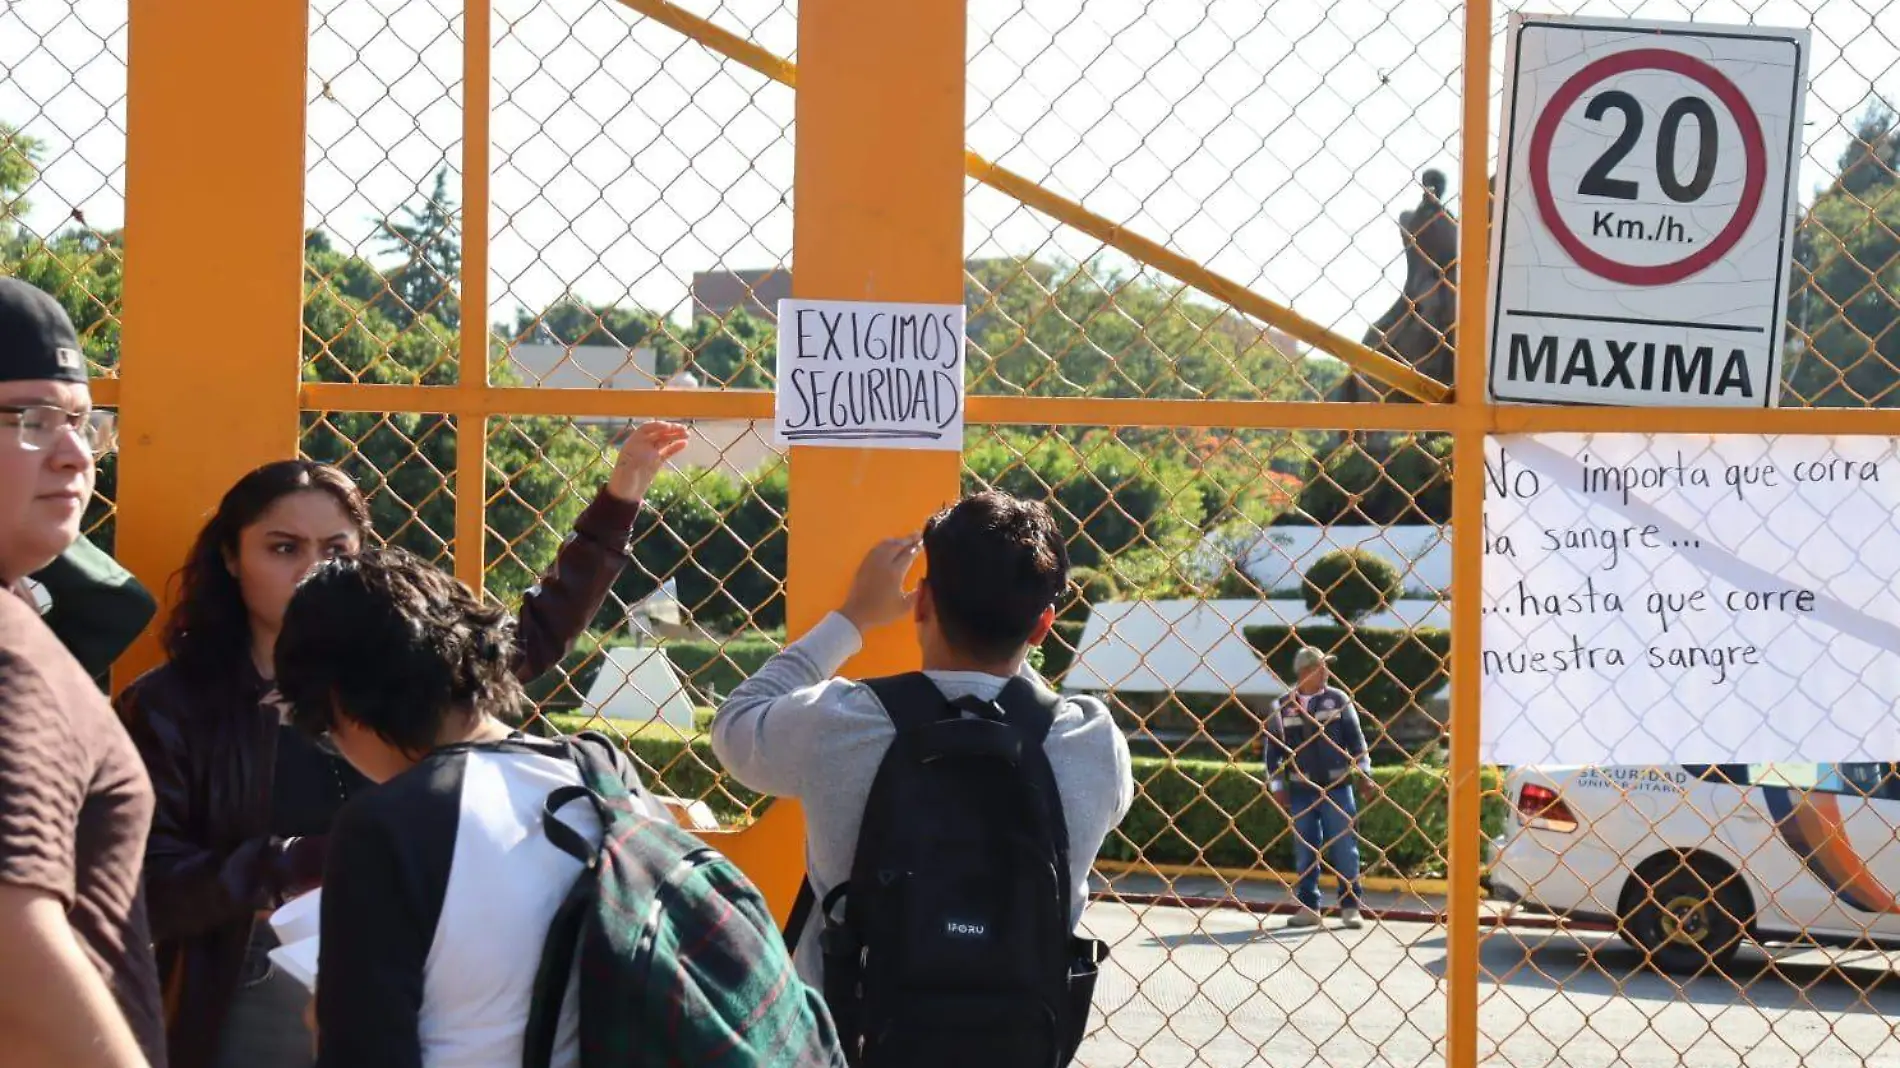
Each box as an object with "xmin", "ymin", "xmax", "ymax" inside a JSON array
[{"xmin": 1076, "ymin": 900, "xmax": 1900, "ymax": 1068}]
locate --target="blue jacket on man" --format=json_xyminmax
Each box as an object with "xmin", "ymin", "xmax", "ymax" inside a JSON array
[{"xmin": 1263, "ymin": 684, "xmax": 1371, "ymax": 790}]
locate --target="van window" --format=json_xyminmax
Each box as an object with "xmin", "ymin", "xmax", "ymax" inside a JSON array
[
  {"xmin": 1817, "ymin": 762, "xmax": 1900, "ymax": 801},
  {"xmin": 1680, "ymin": 763, "xmax": 1750, "ymax": 785},
  {"xmin": 1748, "ymin": 763, "xmax": 1819, "ymax": 789}
]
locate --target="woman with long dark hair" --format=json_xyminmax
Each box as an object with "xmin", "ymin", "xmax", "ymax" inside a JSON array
[{"xmin": 117, "ymin": 421, "xmax": 688, "ymax": 1068}]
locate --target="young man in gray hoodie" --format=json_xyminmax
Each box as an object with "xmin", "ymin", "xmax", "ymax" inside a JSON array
[{"xmin": 711, "ymin": 490, "xmax": 1134, "ymax": 986}]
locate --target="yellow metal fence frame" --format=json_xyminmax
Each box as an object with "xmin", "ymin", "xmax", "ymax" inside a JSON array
[{"xmin": 103, "ymin": 1, "xmax": 1900, "ymax": 1066}]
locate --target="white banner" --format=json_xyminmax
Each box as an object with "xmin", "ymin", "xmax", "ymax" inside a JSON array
[{"xmin": 1482, "ymin": 433, "xmax": 1900, "ymax": 764}]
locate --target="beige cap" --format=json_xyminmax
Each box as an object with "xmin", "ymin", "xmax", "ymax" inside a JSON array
[{"xmin": 1292, "ymin": 646, "xmax": 1336, "ymax": 676}]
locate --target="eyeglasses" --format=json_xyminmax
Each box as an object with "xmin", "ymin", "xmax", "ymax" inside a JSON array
[{"xmin": 0, "ymin": 405, "xmax": 117, "ymax": 458}]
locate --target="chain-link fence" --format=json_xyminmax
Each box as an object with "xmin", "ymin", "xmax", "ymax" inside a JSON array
[
  {"xmin": 2, "ymin": 0, "xmax": 126, "ymax": 549},
  {"xmin": 1472, "ymin": 4, "xmax": 1900, "ymax": 1068},
  {"xmin": 12, "ymin": 0, "xmax": 1900, "ymax": 1064}
]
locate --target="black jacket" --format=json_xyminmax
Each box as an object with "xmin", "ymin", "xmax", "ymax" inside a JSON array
[
  {"xmin": 118, "ymin": 488, "xmax": 642, "ymax": 1068},
  {"xmin": 1263, "ymin": 686, "xmax": 1371, "ymax": 789}
]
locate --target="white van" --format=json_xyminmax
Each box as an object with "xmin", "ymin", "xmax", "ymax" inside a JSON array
[{"xmin": 1488, "ymin": 762, "xmax": 1900, "ymax": 971}]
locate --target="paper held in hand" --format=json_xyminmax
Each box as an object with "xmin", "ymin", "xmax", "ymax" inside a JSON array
[{"xmin": 267, "ymin": 888, "xmax": 321, "ymax": 992}]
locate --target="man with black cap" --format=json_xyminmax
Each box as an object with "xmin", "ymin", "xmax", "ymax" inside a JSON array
[{"xmin": 0, "ymin": 277, "xmax": 165, "ymax": 1066}]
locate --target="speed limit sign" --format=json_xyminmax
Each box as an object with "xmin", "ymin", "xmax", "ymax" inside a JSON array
[{"xmin": 1487, "ymin": 15, "xmax": 1809, "ymax": 408}]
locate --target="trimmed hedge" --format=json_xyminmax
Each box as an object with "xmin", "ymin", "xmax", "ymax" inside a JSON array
[
  {"xmin": 663, "ymin": 636, "xmax": 781, "ymax": 700},
  {"xmin": 1244, "ymin": 623, "xmax": 1448, "ymax": 734},
  {"xmin": 1301, "ymin": 547, "xmax": 1402, "ymax": 624},
  {"xmin": 1103, "ymin": 758, "xmax": 1504, "ymax": 876},
  {"xmin": 527, "ymin": 635, "xmax": 781, "ymax": 715},
  {"xmin": 544, "ymin": 719, "xmax": 1504, "ymax": 878},
  {"xmin": 534, "ymin": 626, "xmax": 1087, "ymax": 717}
]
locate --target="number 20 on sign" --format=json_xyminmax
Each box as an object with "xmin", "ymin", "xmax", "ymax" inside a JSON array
[{"xmin": 1487, "ymin": 15, "xmax": 1810, "ymax": 408}]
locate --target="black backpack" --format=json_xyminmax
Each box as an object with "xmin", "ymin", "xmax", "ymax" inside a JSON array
[{"xmin": 789, "ymin": 674, "xmax": 1108, "ymax": 1068}]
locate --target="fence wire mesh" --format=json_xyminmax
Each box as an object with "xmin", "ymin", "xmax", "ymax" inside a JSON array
[
  {"xmin": 2, "ymin": 0, "xmax": 126, "ymax": 549},
  {"xmin": 10, "ymin": 0, "xmax": 1900, "ymax": 1064},
  {"xmin": 1474, "ymin": 4, "xmax": 1900, "ymax": 1068}
]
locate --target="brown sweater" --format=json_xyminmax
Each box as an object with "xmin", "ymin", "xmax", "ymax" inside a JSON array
[{"xmin": 0, "ymin": 585, "xmax": 166, "ymax": 1064}]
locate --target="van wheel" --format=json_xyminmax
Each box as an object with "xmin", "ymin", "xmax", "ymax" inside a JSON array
[{"xmin": 1620, "ymin": 858, "xmax": 1751, "ymax": 973}]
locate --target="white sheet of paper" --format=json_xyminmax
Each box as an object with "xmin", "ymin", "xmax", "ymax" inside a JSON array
[
  {"xmin": 1482, "ymin": 433, "xmax": 1900, "ymax": 765},
  {"xmin": 268, "ymin": 937, "xmax": 319, "ymax": 992},
  {"xmin": 773, "ymin": 298, "xmax": 965, "ymax": 451},
  {"xmin": 270, "ymin": 888, "xmax": 321, "ymax": 945}
]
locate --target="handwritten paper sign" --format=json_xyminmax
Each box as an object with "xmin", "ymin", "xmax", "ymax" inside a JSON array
[
  {"xmin": 773, "ymin": 298, "xmax": 965, "ymax": 450},
  {"xmin": 1482, "ymin": 433, "xmax": 1900, "ymax": 765}
]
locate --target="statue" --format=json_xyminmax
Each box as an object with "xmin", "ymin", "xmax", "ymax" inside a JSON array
[{"xmin": 1334, "ymin": 170, "xmax": 1459, "ymax": 404}]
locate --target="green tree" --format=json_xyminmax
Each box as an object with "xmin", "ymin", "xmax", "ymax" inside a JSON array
[
  {"xmin": 965, "ymin": 257, "xmax": 1329, "ymax": 401},
  {"xmin": 1, "ymin": 122, "xmax": 43, "ymax": 235},
  {"xmin": 1786, "ymin": 104, "xmax": 1900, "ymax": 406},
  {"xmin": 1289, "ymin": 434, "xmax": 1451, "ymax": 525},
  {"xmin": 7, "ymin": 228, "xmax": 123, "ymax": 369},
  {"xmin": 298, "ymin": 278, "xmax": 599, "ymax": 600},
  {"xmin": 512, "ymin": 296, "xmax": 673, "ymax": 355},
  {"xmin": 601, "ymin": 465, "xmax": 789, "ymax": 633},
  {"xmin": 1302, "ymin": 547, "xmax": 1403, "ymax": 624},
  {"xmin": 963, "ymin": 429, "xmax": 1205, "ymax": 571},
  {"xmin": 506, "ymin": 299, "xmax": 775, "ymax": 390},
  {"xmin": 678, "ymin": 310, "xmax": 773, "ymax": 388},
  {"xmin": 300, "ymin": 203, "xmax": 600, "ymax": 601},
  {"xmin": 377, "ymin": 166, "xmax": 462, "ymax": 330}
]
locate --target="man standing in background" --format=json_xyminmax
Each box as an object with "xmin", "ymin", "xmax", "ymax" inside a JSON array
[{"xmin": 1265, "ymin": 645, "xmax": 1372, "ymax": 930}]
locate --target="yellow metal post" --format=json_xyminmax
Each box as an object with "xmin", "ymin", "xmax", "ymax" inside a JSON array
[
  {"xmin": 715, "ymin": 0, "xmax": 968, "ymax": 918},
  {"xmin": 114, "ymin": 0, "xmax": 309, "ymax": 688},
  {"xmin": 1449, "ymin": 0, "xmax": 1495, "ymax": 1064},
  {"xmin": 457, "ymin": 0, "xmax": 492, "ymax": 595}
]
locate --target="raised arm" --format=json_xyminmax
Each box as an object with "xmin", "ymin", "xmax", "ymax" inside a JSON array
[
  {"xmin": 711, "ymin": 536, "xmax": 920, "ymax": 798},
  {"xmin": 509, "ymin": 421, "xmax": 688, "ymax": 682}
]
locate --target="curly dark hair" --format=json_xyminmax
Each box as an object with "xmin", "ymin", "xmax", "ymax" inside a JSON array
[
  {"xmin": 274, "ymin": 547, "xmax": 523, "ymax": 753},
  {"xmin": 922, "ymin": 490, "xmax": 1069, "ymax": 662},
  {"xmin": 162, "ymin": 460, "xmax": 371, "ymax": 684}
]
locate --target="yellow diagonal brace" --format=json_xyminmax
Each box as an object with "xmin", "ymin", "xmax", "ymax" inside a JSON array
[
  {"xmin": 611, "ymin": 0, "xmax": 1451, "ymax": 404},
  {"xmin": 963, "ymin": 153, "xmax": 1451, "ymax": 404}
]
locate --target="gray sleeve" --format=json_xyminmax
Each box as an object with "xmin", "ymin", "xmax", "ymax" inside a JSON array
[
  {"xmin": 710, "ymin": 613, "xmax": 864, "ymax": 799},
  {"xmin": 1107, "ymin": 702, "xmax": 1134, "ymax": 822}
]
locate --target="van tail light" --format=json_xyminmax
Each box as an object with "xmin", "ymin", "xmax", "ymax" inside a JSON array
[{"xmin": 1517, "ymin": 782, "xmax": 1578, "ymax": 832}]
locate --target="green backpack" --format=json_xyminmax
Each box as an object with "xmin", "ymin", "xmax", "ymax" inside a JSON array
[{"xmin": 523, "ymin": 733, "xmax": 847, "ymax": 1068}]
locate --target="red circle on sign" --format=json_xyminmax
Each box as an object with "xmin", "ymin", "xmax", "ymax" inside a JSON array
[{"xmin": 1527, "ymin": 48, "xmax": 1768, "ymax": 286}]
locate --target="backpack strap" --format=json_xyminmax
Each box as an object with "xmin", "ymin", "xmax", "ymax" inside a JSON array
[
  {"xmin": 990, "ymin": 674, "xmax": 1114, "ymax": 1052},
  {"xmin": 986, "ymin": 676, "xmax": 1073, "ymax": 908},
  {"xmin": 782, "ymin": 874, "xmax": 816, "ymax": 952},
  {"xmin": 837, "ymin": 673, "xmax": 955, "ymax": 902},
  {"xmin": 864, "ymin": 673, "xmax": 955, "ymax": 737},
  {"xmin": 820, "ymin": 676, "xmax": 950, "ymax": 927},
  {"xmin": 784, "ymin": 676, "xmax": 944, "ymax": 958},
  {"xmin": 522, "ymin": 735, "xmax": 650, "ymax": 1068},
  {"xmin": 522, "ymin": 784, "xmax": 604, "ymax": 1068}
]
